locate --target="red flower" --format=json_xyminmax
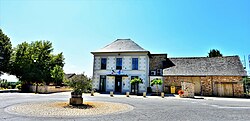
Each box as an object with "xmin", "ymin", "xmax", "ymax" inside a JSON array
[{"xmin": 178, "ymin": 90, "xmax": 184, "ymax": 95}]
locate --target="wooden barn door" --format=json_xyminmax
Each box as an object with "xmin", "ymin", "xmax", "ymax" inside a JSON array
[
  {"xmin": 192, "ymin": 77, "xmax": 201, "ymax": 95},
  {"xmin": 216, "ymin": 83, "xmax": 233, "ymax": 97}
]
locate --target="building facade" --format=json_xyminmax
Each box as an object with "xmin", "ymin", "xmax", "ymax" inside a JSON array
[
  {"xmin": 91, "ymin": 39, "xmax": 150, "ymax": 93},
  {"xmin": 91, "ymin": 39, "xmax": 247, "ymax": 96},
  {"xmin": 163, "ymin": 56, "xmax": 247, "ymax": 97}
]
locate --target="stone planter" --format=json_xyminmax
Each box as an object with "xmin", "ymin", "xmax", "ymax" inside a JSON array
[{"xmin": 69, "ymin": 92, "xmax": 83, "ymax": 105}]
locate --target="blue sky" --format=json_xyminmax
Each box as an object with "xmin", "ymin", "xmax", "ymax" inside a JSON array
[{"xmin": 0, "ymin": 0, "xmax": 249, "ymax": 79}]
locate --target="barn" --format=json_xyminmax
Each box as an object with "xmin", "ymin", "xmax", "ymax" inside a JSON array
[{"xmin": 163, "ymin": 56, "xmax": 247, "ymax": 97}]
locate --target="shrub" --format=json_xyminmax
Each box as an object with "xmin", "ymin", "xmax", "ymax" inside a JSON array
[{"xmin": 65, "ymin": 73, "xmax": 92, "ymax": 94}]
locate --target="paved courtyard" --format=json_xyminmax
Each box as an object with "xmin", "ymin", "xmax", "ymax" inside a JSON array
[{"xmin": 1, "ymin": 92, "xmax": 250, "ymax": 121}]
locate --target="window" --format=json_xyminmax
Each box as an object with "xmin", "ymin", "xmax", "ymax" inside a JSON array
[
  {"xmin": 116, "ymin": 58, "xmax": 122, "ymax": 70},
  {"xmin": 150, "ymin": 71, "xmax": 156, "ymax": 75},
  {"xmin": 132, "ymin": 58, "xmax": 138, "ymax": 70},
  {"xmin": 101, "ymin": 58, "xmax": 107, "ymax": 69},
  {"xmin": 157, "ymin": 69, "xmax": 163, "ymax": 75}
]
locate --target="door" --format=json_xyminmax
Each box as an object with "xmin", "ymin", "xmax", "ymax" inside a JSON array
[
  {"xmin": 115, "ymin": 76, "xmax": 122, "ymax": 92},
  {"xmin": 131, "ymin": 76, "xmax": 139, "ymax": 94},
  {"xmin": 216, "ymin": 83, "xmax": 233, "ymax": 97},
  {"xmin": 131, "ymin": 83, "xmax": 139, "ymax": 94},
  {"xmin": 192, "ymin": 77, "xmax": 201, "ymax": 95},
  {"xmin": 222, "ymin": 84, "xmax": 233, "ymax": 96},
  {"xmin": 99, "ymin": 75, "xmax": 106, "ymax": 92}
]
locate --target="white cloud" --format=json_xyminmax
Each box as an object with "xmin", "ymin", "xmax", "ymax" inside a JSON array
[{"xmin": 0, "ymin": 73, "xmax": 18, "ymax": 82}]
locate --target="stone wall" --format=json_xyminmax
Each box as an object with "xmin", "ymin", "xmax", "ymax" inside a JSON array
[
  {"xmin": 29, "ymin": 85, "xmax": 72, "ymax": 93},
  {"xmin": 149, "ymin": 54, "xmax": 167, "ymax": 70},
  {"xmin": 233, "ymin": 83, "xmax": 244, "ymax": 97},
  {"xmin": 163, "ymin": 76, "xmax": 244, "ymax": 97}
]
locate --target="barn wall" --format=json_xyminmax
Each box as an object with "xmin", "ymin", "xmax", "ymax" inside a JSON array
[{"xmin": 163, "ymin": 76, "xmax": 244, "ymax": 97}]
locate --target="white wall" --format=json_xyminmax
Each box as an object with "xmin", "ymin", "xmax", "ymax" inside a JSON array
[{"xmin": 92, "ymin": 53, "xmax": 149, "ymax": 93}]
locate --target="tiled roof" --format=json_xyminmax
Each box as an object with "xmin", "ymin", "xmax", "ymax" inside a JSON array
[
  {"xmin": 91, "ymin": 39, "xmax": 149, "ymax": 53},
  {"xmin": 163, "ymin": 56, "xmax": 247, "ymax": 76}
]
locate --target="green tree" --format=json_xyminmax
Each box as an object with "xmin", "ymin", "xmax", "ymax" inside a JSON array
[
  {"xmin": 51, "ymin": 65, "xmax": 64, "ymax": 86},
  {"xmin": 11, "ymin": 40, "xmax": 65, "ymax": 91},
  {"xmin": 208, "ymin": 49, "xmax": 223, "ymax": 57},
  {"xmin": 130, "ymin": 78, "xmax": 143, "ymax": 94},
  {"xmin": 0, "ymin": 29, "xmax": 12, "ymax": 75},
  {"xmin": 150, "ymin": 78, "xmax": 163, "ymax": 95},
  {"xmin": 65, "ymin": 73, "xmax": 92, "ymax": 94}
]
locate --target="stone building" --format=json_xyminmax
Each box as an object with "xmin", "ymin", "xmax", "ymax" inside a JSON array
[
  {"xmin": 163, "ymin": 56, "xmax": 247, "ymax": 97},
  {"xmin": 149, "ymin": 54, "xmax": 167, "ymax": 92},
  {"xmin": 91, "ymin": 39, "xmax": 150, "ymax": 93},
  {"xmin": 91, "ymin": 39, "xmax": 247, "ymax": 97}
]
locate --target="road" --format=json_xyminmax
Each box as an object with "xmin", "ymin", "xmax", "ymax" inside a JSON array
[{"xmin": 0, "ymin": 92, "xmax": 250, "ymax": 121}]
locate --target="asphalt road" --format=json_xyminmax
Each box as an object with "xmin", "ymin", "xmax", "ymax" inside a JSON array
[{"xmin": 0, "ymin": 92, "xmax": 250, "ymax": 121}]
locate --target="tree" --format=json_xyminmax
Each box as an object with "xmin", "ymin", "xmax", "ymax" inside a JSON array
[
  {"xmin": 130, "ymin": 78, "xmax": 143, "ymax": 94},
  {"xmin": 66, "ymin": 73, "xmax": 92, "ymax": 94},
  {"xmin": 0, "ymin": 29, "xmax": 12, "ymax": 75},
  {"xmin": 10, "ymin": 40, "xmax": 65, "ymax": 91},
  {"xmin": 208, "ymin": 49, "xmax": 223, "ymax": 57},
  {"xmin": 150, "ymin": 78, "xmax": 163, "ymax": 95},
  {"xmin": 51, "ymin": 65, "xmax": 64, "ymax": 86}
]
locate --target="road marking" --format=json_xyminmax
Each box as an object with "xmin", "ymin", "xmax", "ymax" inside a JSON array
[
  {"xmin": 201, "ymin": 103, "xmax": 208, "ymax": 105},
  {"xmin": 217, "ymin": 106, "xmax": 250, "ymax": 109}
]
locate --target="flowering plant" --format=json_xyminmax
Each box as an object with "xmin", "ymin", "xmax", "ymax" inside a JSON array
[{"xmin": 178, "ymin": 90, "xmax": 184, "ymax": 96}]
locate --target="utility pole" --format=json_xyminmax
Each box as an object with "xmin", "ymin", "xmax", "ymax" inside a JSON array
[
  {"xmin": 243, "ymin": 55, "xmax": 247, "ymax": 95},
  {"xmin": 248, "ymin": 55, "xmax": 250, "ymax": 75}
]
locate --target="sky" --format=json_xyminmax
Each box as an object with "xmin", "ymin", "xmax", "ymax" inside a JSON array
[{"xmin": 0, "ymin": 0, "xmax": 249, "ymax": 81}]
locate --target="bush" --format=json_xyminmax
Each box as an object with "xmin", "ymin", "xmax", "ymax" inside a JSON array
[
  {"xmin": 65, "ymin": 73, "xmax": 92, "ymax": 94},
  {"xmin": 16, "ymin": 84, "xmax": 22, "ymax": 90}
]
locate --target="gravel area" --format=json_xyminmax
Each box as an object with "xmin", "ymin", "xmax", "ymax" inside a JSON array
[{"xmin": 5, "ymin": 101, "xmax": 134, "ymax": 117}]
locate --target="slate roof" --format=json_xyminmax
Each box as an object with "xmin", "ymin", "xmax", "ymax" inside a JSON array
[
  {"xmin": 91, "ymin": 39, "xmax": 149, "ymax": 53},
  {"xmin": 64, "ymin": 73, "xmax": 76, "ymax": 79},
  {"xmin": 163, "ymin": 56, "xmax": 247, "ymax": 76}
]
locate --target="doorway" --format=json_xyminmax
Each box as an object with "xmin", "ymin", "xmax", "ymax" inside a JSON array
[
  {"xmin": 131, "ymin": 76, "xmax": 139, "ymax": 94},
  {"xmin": 115, "ymin": 76, "xmax": 122, "ymax": 93},
  {"xmin": 99, "ymin": 75, "xmax": 106, "ymax": 92}
]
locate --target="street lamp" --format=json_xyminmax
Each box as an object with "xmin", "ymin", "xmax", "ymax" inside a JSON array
[{"xmin": 33, "ymin": 59, "xmax": 38, "ymax": 94}]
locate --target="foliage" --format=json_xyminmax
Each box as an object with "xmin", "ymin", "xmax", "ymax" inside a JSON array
[
  {"xmin": 51, "ymin": 65, "xmax": 64, "ymax": 86},
  {"xmin": 150, "ymin": 78, "xmax": 163, "ymax": 95},
  {"xmin": 16, "ymin": 83, "xmax": 22, "ymax": 90},
  {"xmin": 246, "ymin": 77, "xmax": 250, "ymax": 84},
  {"xmin": 65, "ymin": 73, "xmax": 92, "ymax": 94},
  {"xmin": 208, "ymin": 49, "xmax": 223, "ymax": 57},
  {"xmin": 10, "ymin": 40, "xmax": 65, "ymax": 86},
  {"xmin": 130, "ymin": 78, "xmax": 143, "ymax": 84},
  {"xmin": 150, "ymin": 78, "xmax": 163, "ymax": 86},
  {"xmin": 0, "ymin": 29, "xmax": 12, "ymax": 75},
  {"xmin": 0, "ymin": 79, "xmax": 19, "ymax": 89}
]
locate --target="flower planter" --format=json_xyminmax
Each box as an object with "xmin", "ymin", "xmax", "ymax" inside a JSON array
[{"xmin": 69, "ymin": 92, "xmax": 83, "ymax": 105}]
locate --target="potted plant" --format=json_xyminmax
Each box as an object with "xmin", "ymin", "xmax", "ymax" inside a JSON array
[
  {"xmin": 65, "ymin": 73, "xmax": 92, "ymax": 105},
  {"xmin": 178, "ymin": 90, "xmax": 184, "ymax": 97},
  {"xmin": 150, "ymin": 78, "xmax": 162, "ymax": 95}
]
